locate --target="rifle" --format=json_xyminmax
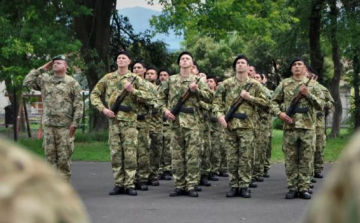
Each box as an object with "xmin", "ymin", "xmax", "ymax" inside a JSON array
[
  {"xmin": 170, "ymin": 78, "xmax": 201, "ymax": 117},
  {"xmin": 110, "ymin": 77, "xmax": 136, "ymax": 113},
  {"xmin": 286, "ymin": 76, "xmax": 313, "ymax": 117},
  {"xmin": 224, "ymin": 83, "xmax": 253, "ymax": 122}
]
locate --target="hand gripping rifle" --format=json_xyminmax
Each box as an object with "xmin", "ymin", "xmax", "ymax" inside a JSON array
[
  {"xmin": 224, "ymin": 83, "xmax": 253, "ymax": 122},
  {"xmin": 170, "ymin": 78, "xmax": 201, "ymax": 117},
  {"xmin": 110, "ymin": 77, "xmax": 136, "ymax": 113},
  {"xmin": 286, "ymin": 76, "xmax": 313, "ymax": 117}
]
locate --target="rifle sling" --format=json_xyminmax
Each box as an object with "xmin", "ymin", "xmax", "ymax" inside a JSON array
[
  {"xmin": 232, "ymin": 113, "xmax": 247, "ymax": 120},
  {"xmin": 293, "ymin": 107, "xmax": 308, "ymax": 114},
  {"xmin": 118, "ymin": 105, "xmax": 133, "ymax": 112},
  {"xmin": 179, "ymin": 107, "xmax": 195, "ymax": 114}
]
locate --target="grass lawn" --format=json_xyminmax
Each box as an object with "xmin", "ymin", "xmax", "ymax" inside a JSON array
[{"xmin": 15, "ymin": 128, "xmax": 351, "ymax": 163}]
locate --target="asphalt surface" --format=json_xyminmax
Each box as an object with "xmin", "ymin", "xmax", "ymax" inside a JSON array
[{"xmin": 71, "ymin": 162, "xmax": 331, "ymax": 223}]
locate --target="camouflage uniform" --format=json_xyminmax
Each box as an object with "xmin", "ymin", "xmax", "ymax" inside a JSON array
[
  {"xmin": 90, "ymin": 70, "xmax": 152, "ymax": 189},
  {"xmin": 199, "ymin": 101, "xmax": 212, "ymax": 181},
  {"xmin": 158, "ymin": 74, "xmax": 212, "ymax": 191},
  {"xmin": 271, "ymin": 77, "xmax": 323, "ymax": 192},
  {"xmin": 213, "ymin": 77, "xmax": 269, "ymax": 189},
  {"xmin": 264, "ymin": 100, "xmax": 274, "ymax": 173},
  {"xmin": 209, "ymin": 113, "xmax": 223, "ymax": 175},
  {"xmin": 160, "ymin": 120, "xmax": 172, "ymax": 175},
  {"xmin": 314, "ymin": 84, "xmax": 334, "ymax": 175},
  {"xmin": 24, "ymin": 68, "xmax": 83, "ymax": 181},
  {"xmin": 304, "ymin": 131, "xmax": 360, "ymax": 223},
  {"xmin": 0, "ymin": 137, "xmax": 90, "ymax": 223}
]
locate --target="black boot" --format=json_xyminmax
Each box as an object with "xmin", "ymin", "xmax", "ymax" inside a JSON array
[
  {"xmin": 308, "ymin": 189, "xmax": 313, "ymax": 194},
  {"xmin": 249, "ymin": 181, "xmax": 258, "ymax": 188},
  {"xmin": 311, "ymin": 178, "xmax": 317, "ymax": 183},
  {"xmin": 309, "ymin": 184, "xmax": 314, "ymax": 189},
  {"xmin": 139, "ymin": 182, "xmax": 148, "ymax": 191},
  {"xmin": 150, "ymin": 179, "xmax": 160, "ymax": 186},
  {"xmin": 285, "ymin": 190, "xmax": 297, "ymax": 199},
  {"xmin": 263, "ymin": 170, "xmax": 270, "ymax": 178},
  {"xmin": 126, "ymin": 188, "xmax": 137, "ymax": 196},
  {"xmin": 109, "ymin": 186, "xmax": 124, "ymax": 195},
  {"xmin": 169, "ymin": 188, "xmax": 186, "ymax": 197},
  {"xmin": 226, "ymin": 187, "xmax": 238, "ymax": 197},
  {"xmin": 194, "ymin": 185, "xmax": 202, "ymax": 192},
  {"xmin": 255, "ymin": 176, "xmax": 264, "ymax": 182},
  {"xmin": 220, "ymin": 171, "xmax": 229, "ymax": 177},
  {"xmin": 164, "ymin": 171, "xmax": 172, "ymax": 180},
  {"xmin": 187, "ymin": 189, "xmax": 199, "ymax": 197},
  {"xmin": 209, "ymin": 172, "xmax": 219, "ymax": 181},
  {"xmin": 239, "ymin": 188, "xmax": 251, "ymax": 198},
  {"xmin": 200, "ymin": 175, "xmax": 211, "ymax": 187},
  {"xmin": 299, "ymin": 190, "xmax": 311, "ymax": 199},
  {"xmin": 314, "ymin": 172, "xmax": 323, "ymax": 178}
]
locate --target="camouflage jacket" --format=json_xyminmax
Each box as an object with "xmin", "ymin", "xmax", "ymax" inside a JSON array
[
  {"xmin": 90, "ymin": 70, "xmax": 153, "ymax": 122},
  {"xmin": 23, "ymin": 69, "xmax": 83, "ymax": 128},
  {"xmin": 158, "ymin": 74, "xmax": 212, "ymax": 130},
  {"xmin": 271, "ymin": 76, "xmax": 324, "ymax": 130},
  {"xmin": 316, "ymin": 84, "xmax": 334, "ymax": 129},
  {"xmin": 257, "ymin": 84, "xmax": 273, "ymax": 127},
  {"xmin": 136, "ymin": 79, "xmax": 157, "ymax": 129},
  {"xmin": 213, "ymin": 77, "xmax": 269, "ymax": 130},
  {"xmin": 148, "ymin": 82, "xmax": 162, "ymax": 131}
]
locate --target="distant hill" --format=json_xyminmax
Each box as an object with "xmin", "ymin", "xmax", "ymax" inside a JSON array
[{"xmin": 119, "ymin": 7, "xmax": 183, "ymax": 51}]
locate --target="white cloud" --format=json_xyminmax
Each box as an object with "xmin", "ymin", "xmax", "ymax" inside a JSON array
[{"xmin": 116, "ymin": 0, "xmax": 163, "ymax": 11}]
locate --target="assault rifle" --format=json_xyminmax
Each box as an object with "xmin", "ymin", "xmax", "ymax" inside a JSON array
[
  {"xmin": 110, "ymin": 77, "xmax": 136, "ymax": 113},
  {"xmin": 286, "ymin": 76, "xmax": 313, "ymax": 117},
  {"xmin": 170, "ymin": 78, "xmax": 201, "ymax": 117},
  {"xmin": 224, "ymin": 83, "xmax": 253, "ymax": 122}
]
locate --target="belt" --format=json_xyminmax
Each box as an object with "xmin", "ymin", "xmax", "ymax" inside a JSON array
[
  {"xmin": 152, "ymin": 109, "xmax": 158, "ymax": 115},
  {"xmin": 210, "ymin": 117, "xmax": 218, "ymax": 122},
  {"xmin": 316, "ymin": 112, "xmax": 323, "ymax": 118},
  {"xmin": 179, "ymin": 107, "xmax": 195, "ymax": 114},
  {"xmin": 118, "ymin": 105, "xmax": 133, "ymax": 112},
  {"xmin": 137, "ymin": 114, "xmax": 146, "ymax": 120},
  {"xmin": 294, "ymin": 107, "xmax": 308, "ymax": 114},
  {"xmin": 232, "ymin": 113, "xmax": 247, "ymax": 120}
]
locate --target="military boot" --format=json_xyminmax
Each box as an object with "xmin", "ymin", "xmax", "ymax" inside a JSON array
[
  {"xmin": 263, "ymin": 170, "xmax": 270, "ymax": 178},
  {"xmin": 163, "ymin": 171, "xmax": 172, "ymax": 180},
  {"xmin": 126, "ymin": 188, "xmax": 137, "ymax": 196},
  {"xmin": 308, "ymin": 189, "xmax": 313, "ymax": 194},
  {"xmin": 309, "ymin": 184, "xmax": 314, "ymax": 189},
  {"xmin": 285, "ymin": 190, "xmax": 297, "ymax": 199},
  {"xmin": 239, "ymin": 188, "xmax": 251, "ymax": 198},
  {"xmin": 199, "ymin": 175, "xmax": 211, "ymax": 187},
  {"xmin": 249, "ymin": 181, "xmax": 257, "ymax": 188},
  {"xmin": 169, "ymin": 188, "xmax": 186, "ymax": 197},
  {"xmin": 187, "ymin": 189, "xmax": 199, "ymax": 197},
  {"xmin": 314, "ymin": 172, "xmax": 323, "ymax": 178},
  {"xmin": 150, "ymin": 179, "xmax": 160, "ymax": 186},
  {"xmin": 220, "ymin": 171, "xmax": 229, "ymax": 177},
  {"xmin": 194, "ymin": 185, "xmax": 202, "ymax": 192},
  {"xmin": 255, "ymin": 176, "xmax": 264, "ymax": 182},
  {"xmin": 109, "ymin": 186, "xmax": 124, "ymax": 195},
  {"xmin": 139, "ymin": 182, "xmax": 148, "ymax": 191},
  {"xmin": 209, "ymin": 172, "xmax": 219, "ymax": 181},
  {"xmin": 226, "ymin": 187, "xmax": 238, "ymax": 198},
  {"xmin": 299, "ymin": 190, "xmax": 311, "ymax": 199},
  {"xmin": 311, "ymin": 178, "xmax": 317, "ymax": 183}
]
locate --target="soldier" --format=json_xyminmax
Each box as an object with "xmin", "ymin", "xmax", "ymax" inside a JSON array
[
  {"xmin": 158, "ymin": 69, "xmax": 173, "ymax": 180},
  {"xmin": 145, "ymin": 66, "xmax": 163, "ymax": 185},
  {"xmin": 0, "ymin": 137, "xmax": 90, "ymax": 223},
  {"xmin": 130, "ymin": 61, "xmax": 153, "ymax": 190},
  {"xmin": 304, "ymin": 131, "xmax": 360, "ymax": 223},
  {"xmin": 158, "ymin": 51, "xmax": 212, "ymax": 197},
  {"xmin": 306, "ymin": 67, "xmax": 334, "ymax": 179},
  {"xmin": 213, "ymin": 55, "xmax": 269, "ymax": 198},
  {"xmin": 248, "ymin": 66, "xmax": 256, "ymax": 78},
  {"xmin": 271, "ymin": 58, "xmax": 323, "ymax": 200},
  {"xmin": 23, "ymin": 55, "xmax": 83, "ymax": 182},
  {"xmin": 90, "ymin": 51, "xmax": 153, "ymax": 196}
]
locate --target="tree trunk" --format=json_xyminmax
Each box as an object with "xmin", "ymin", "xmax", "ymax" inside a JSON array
[
  {"xmin": 73, "ymin": 0, "xmax": 116, "ymax": 131},
  {"xmin": 309, "ymin": 0, "xmax": 325, "ymax": 83},
  {"xmin": 353, "ymin": 53, "xmax": 360, "ymax": 129},
  {"xmin": 328, "ymin": 0, "xmax": 342, "ymax": 138}
]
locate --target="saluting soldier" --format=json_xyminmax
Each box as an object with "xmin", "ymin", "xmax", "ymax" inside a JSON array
[
  {"xmin": 158, "ymin": 51, "xmax": 212, "ymax": 197},
  {"xmin": 24, "ymin": 55, "xmax": 83, "ymax": 182},
  {"xmin": 90, "ymin": 51, "xmax": 153, "ymax": 196},
  {"xmin": 213, "ymin": 55, "xmax": 269, "ymax": 198},
  {"xmin": 271, "ymin": 58, "xmax": 323, "ymax": 200}
]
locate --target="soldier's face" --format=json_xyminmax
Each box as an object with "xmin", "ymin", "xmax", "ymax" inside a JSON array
[
  {"xmin": 133, "ymin": 63, "xmax": 146, "ymax": 78},
  {"xmin": 179, "ymin": 55, "xmax": 192, "ymax": 69},
  {"xmin": 248, "ymin": 66, "xmax": 256, "ymax": 77},
  {"xmin": 159, "ymin": 71, "xmax": 169, "ymax": 82},
  {"xmin": 207, "ymin": 78, "xmax": 216, "ymax": 90},
  {"xmin": 117, "ymin": 55, "xmax": 131, "ymax": 68},
  {"xmin": 52, "ymin": 60, "xmax": 67, "ymax": 73},
  {"xmin": 145, "ymin": 69, "xmax": 157, "ymax": 82},
  {"xmin": 236, "ymin": 59, "xmax": 249, "ymax": 74},
  {"xmin": 254, "ymin": 74, "xmax": 262, "ymax": 82},
  {"xmin": 291, "ymin": 61, "xmax": 306, "ymax": 75},
  {"xmin": 191, "ymin": 65, "xmax": 199, "ymax": 75}
]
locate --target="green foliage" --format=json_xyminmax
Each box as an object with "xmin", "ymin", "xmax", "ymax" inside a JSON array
[{"xmin": 272, "ymin": 118, "xmax": 283, "ymax": 130}]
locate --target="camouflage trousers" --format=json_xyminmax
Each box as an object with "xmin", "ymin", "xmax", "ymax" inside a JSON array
[
  {"xmin": 283, "ymin": 129, "xmax": 315, "ymax": 191},
  {"xmin": 201, "ymin": 129, "xmax": 211, "ymax": 176},
  {"xmin": 160, "ymin": 126, "xmax": 172, "ymax": 173},
  {"xmin": 264, "ymin": 128, "xmax": 273, "ymax": 172},
  {"xmin": 225, "ymin": 128, "xmax": 254, "ymax": 188},
  {"xmin": 171, "ymin": 127, "xmax": 201, "ymax": 191},
  {"xmin": 43, "ymin": 126, "xmax": 74, "ymax": 182},
  {"xmin": 314, "ymin": 128, "xmax": 326, "ymax": 174},
  {"xmin": 210, "ymin": 129, "xmax": 224, "ymax": 174},
  {"xmin": 253, "ymin": 128, "xmax": 269, "ymax": 178},
  {"xmin": 149, "ymin": 130, "xmax": 163, "ymax": 180},
  {"xmin": 136, "ymin": 123, "xmax": 150, "ymax": 183},
  {"xmin": 109, "ymin": 120, "xmax": 138, "ymax": 189}
]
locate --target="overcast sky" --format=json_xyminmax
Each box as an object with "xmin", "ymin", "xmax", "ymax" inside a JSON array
[{"xmin": 116, "ymin": 0, "xmax": 162, "ymax": 11}]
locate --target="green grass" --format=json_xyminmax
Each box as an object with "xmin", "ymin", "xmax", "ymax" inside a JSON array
[{"xmin": 15, "ymin": 129, "xmax": 350, "ymax": 163}]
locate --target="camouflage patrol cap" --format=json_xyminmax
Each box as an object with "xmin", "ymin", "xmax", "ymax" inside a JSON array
[{"xmin": 52, "ymin": 54, "xmax": 67, "ymax": 62}]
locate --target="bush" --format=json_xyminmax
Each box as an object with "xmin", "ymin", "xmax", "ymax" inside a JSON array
[{"xmin": 273, "ymin": 118, "xmax": 283, "ymax": 130}]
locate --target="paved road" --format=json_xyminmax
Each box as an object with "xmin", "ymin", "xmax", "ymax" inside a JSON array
[{"xmin": 71, "ymin": 162, "xmax": 331, "ymax": 223}]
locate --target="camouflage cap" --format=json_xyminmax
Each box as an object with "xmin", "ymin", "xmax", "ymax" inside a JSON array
[{"xmin": 52, "ymin": 54, "xmax": 67, "ymax": 62}]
